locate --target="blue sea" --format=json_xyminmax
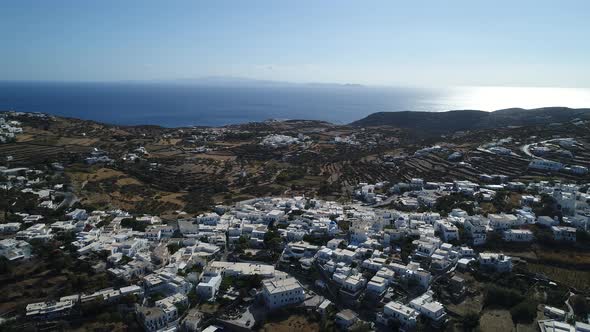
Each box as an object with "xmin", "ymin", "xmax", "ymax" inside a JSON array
[{"xmin": 1, "ymin": 81, "xmax": 589, "ymax": 127}]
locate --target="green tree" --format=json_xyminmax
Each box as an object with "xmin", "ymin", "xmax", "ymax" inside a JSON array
[
  {"xmin": 462, "ymin": 311, "xmax": 480, "ymax": 330},
  {"xmin": 349, "ymin": 321, "xmax": 372, "ymax": 332},
  {"xmin": 484, "ymin": 284, "xmax": 524, "ymax": 307},
  {"xmin": 175, "ymin": 303, "xmax": 189, "ymax": 316},
  {"xmin": 187, "ymin": 287, "xmax": 200, "ymax": 306},
  {"xmin": 576, "ymin": 230, "xmax": 590, "ymax": 245},
  {"xmin": 120, "ymin": 218, "xmax": 148, "ymax": 232},
  {"xmin": 510, "ymin": 300, "xmax": 537, "ymax": 323},
  {"xmin": 0, "ymin": 256, "xmax": 10, "ymax": 274},
  {"xmin": 570, "ymin": 295, "xmax": 589, "ymax": 317},
  {"xmin": 220, "ymin": 276, "xmax": 235, "ymax": 291},
  {"xmin": 167, "ymin": 242, "xmax": 182, "ymax": 254}
]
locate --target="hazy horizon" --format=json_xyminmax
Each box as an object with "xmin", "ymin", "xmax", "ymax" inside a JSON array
[
  {"xmin": 2, "ymin": 82, "xmax": 590, "ymax": 127},
  {"xmin": 2, "ymin": 77, "xmax": 589, "ymax": 91}
]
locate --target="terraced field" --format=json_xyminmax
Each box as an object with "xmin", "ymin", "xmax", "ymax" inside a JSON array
[
  {"xmin": 571, "ymin": 141, "xmax": 590, "ymax": 168},
  {"xmin": 321, "ymin": 160, "xmax": 400, "ymax": 187},
  {"xmin": 468, "ymin": 151, "xmax": 529, "ymax": 177},
  {"xmin": 0, "ymin": 142, "xmax": 88, "ymax": 165}
]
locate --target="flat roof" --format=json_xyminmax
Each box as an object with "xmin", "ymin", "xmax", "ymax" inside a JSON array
[{"xmin": 263, "ymin": 277, "xmax": 302, "ymax": 294}]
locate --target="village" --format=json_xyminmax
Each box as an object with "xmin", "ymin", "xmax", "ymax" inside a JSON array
[
  {"xmin": 0, "ymin": 112, "xmax": 589, "ymax": 332},
  {"xmin": 1, "ymin": 155, "xmax": 590, "ymax": 331}
]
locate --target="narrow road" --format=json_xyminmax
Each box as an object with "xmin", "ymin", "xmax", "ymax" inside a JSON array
[
  {"xmin": 520, "ymin": 137, "xmax": 574, "ymax": 161},
  {"xmin": 56, "ymin": 191, "xmax": 79, "ymax": 209}
]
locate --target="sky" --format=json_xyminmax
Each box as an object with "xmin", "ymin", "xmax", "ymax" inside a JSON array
[{"xmin": 1, "ymin": 0, "xmax": 589, "ymax": 87}]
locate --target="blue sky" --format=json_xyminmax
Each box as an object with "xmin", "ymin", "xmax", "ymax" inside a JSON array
[{"xmin": 1, "ymin": 0, "xmax": 589, "ymax": 87}]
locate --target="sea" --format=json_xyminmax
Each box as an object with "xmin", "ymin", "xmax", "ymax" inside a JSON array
[{"xmin": 1, "ymin": 81, "xmax": 590, "ymax": 127}]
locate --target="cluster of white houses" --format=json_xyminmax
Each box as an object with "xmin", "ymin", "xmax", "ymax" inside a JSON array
[
  {"xmin": 0, "ymin": 116, "xmax": 23, "ymax": 143},
  {"xmin": 3, "ymin": 161, "xmax": 589, "ymax": 331}
]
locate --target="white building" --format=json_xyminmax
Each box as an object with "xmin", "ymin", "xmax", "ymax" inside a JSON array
[
  {"xmin": 410, "ymin": 178, "xmax": 424, "ymax": 190},
  {"xmin": 478, "ymin": 253, "xmax": 512, "ymax": 272},
  {"xmin": 178, "ymin": 219, "xmax": 200, "ymax": 236},
  {"xmin": 538, "ymin": 319, "xmax": 590, "ymax": 332},
  {"xmin": 435, "ymin": 220, "xmax": 459, "ymax": 242},
  {"xmin": 66, "ymin": 208, "xmax": 88, "ymax": 221},
  {"xmin": 366, "ymin": 275, "xmax": 388, "ymax": 294},
  {"xmin": 552, "ymin": 226, "xmax": 577, "ymax": 242},
  {"xmin": 262, "ymin": 277, "xmax": 305, "ymax": 310},
  {"xmin": 464, "ymin": 216, "xmax": 488, "ymax": 246},
  {"xmin": 529, "ymin": 159, "xmax": 563, "ymax": 172},
  {"xmin": 26, "ymin": 300, "xmax": 75, "ymax": 320},
  {"xmin": 503, "ymin": 229, "xmax": 534, "ymax": 242},
  {"xmin": 333, "ymin": 248, "xmax": 355, "ymax": 263},
  {"xmin": 341, "ymin": 274, "xmax": 366, "ymax": 295},
  {"xmin": 209, "ymin": 261, "xmax": 275, "ymax": 278},
  {"xmin": 155, "ymin": 293, "xmax": 188, "ymax": 322},
  {"xmin": 16, "ymin": 223, "xmax": 52, "ymax": 241},
  {"xmin": 138, "ymin": 306, "xmax": 168, "ymax": 332},
  {"xmin": 543, "ymin": 305, "xmax": 567, "ymax": 320},
  {"xmin": 0, "ymin": 222, "xmax": 21, "ymax": 233},
  {"xmin": 196, "ymin": 272, "xmax": 222, "ymax": 301},
  {"xmin": 335, "ymin": 309, "xmax": 359, "ymax": 330},
  {"xmin": 143, "ymin": 271, "xmax": 193, "ymax": 295},
  {"xmin": 197, "ymin": 213, "xmax": 220, "ymax": 225},
  {"xmin": 283, "ymin": 241, "xmax": 319, "ymax": 259},
  {"xmin": 409, "ymin": 291, "xmax": 447, "ymax": 325},
  {"xmin": 410, "ymin": 270, "xmax": 432, "ymax": 290},
  {"xmin": 488, "ymin": 213, "xmax": 518, "ymax": 231},
  {"xmin": 537, "ymin": 216, "xmax": 559, "ymax": 227},
  {"xmin": 379, "ymin": 301, "xmax": 418, "ymax": 329}
]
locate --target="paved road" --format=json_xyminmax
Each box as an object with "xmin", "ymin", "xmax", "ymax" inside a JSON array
[
  {"xmin": 56, "ymin": 191, "xmax": 79, "ymax": 209},
  {"xmin": 520, "ymin": 137, "xmax": 574, "ymax": 161}
]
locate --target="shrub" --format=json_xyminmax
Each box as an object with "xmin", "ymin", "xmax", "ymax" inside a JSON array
[
  {"xmin": 120, "ymin": 218, "xmax": 148, "ymax": 232},
  {"xmin": 510, "ymin": 300, "xmax": 537, "ymax": 323},
  {"xmin": 484, "ymin": 284, "xmax": 524, "ymax": 307},
  {"xmin": 462, "ymin": 311, "xmax": 480, "ymax": 330},
  {"xmin": 570, "ymin": 295, "xmax": 589, "ymax": 317},
  {"xmin": 545, "ymin": 289, "xmax": 566, "ymax": 307},
  {"xmin": 167, "ymin": 243, "xmax": 182, "ymax": 254}
]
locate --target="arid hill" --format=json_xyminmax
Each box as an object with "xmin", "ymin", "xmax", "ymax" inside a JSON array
[{"xmin": 350, "ymin": 107, "xmax": 590, "ymax": 134}]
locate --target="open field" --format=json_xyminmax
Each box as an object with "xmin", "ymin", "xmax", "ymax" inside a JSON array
[
  {"xmin": 4, "ymin": 112, "xmax": 589, "ymax": 217},
  {"xmin": 527, "ymin": 263, "xmax": 590, "ymax": 291},
  {"xmin": 479, "ymin": 309, "xmax": 515, "ymax": 332},
  {"xmin": 0, "ymin": 143, "xmax": 71, "ymax": 165},
  {"xmin": 0, "ymin": 257, "xmax": 110, "ymax": 316},
  {"xmin": 66, "ymin": 167, "xmax": 184, "ymax": 214},
  {"xmin": 259, "ymin": 314, "xmax": 320, "ymax": 332}
]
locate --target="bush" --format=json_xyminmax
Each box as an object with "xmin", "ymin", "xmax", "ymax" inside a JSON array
[
  {"xmin": 577, "ymin": 230, "xmax": 590, "ymax": 245},
  {"xmin": 220, "ymin": 276, "xmax": 234, "ymax": 291},
  {"xmin": 434, "ymin": 193, "xmax": 475, "ymax": 215},
  {"xmin": 510, "ymin": 300, "xmax": 537, "ymax": 323},
  {"xmin": 545, "ymin": 289, "xmax": 566, "ymax": 307},
  {"xmin": 302, "ymin": 234, "xmax": 332, "ymax": 246},
  {"xmin": 0, "ymin": 256, "xmax": 11, "ymax": 274},
  {"xmin": 570, "ymin": 295, "xmax": 589, "ymax": 317},
  {"xmin": 462, "ymin": 311, "xmax": 480, "ymax": 330},
  {"xmin": 167, "ymin": 243, "xmax": 182, "ymax": 254},
  {"xmin": 120, "ymin": 218, "xmax": 148, "ymax": 232},
  {"xmin": 220, "ymin": 274, "xmax": 263, "ymax": 291},
  {"xmin": 275, "ymin": 167, "xmax": 306, "ymax": 183},
  {"xmin": 175, "ymin": 303, "xmax": 189, "ymax": 316},
  {"xmin": 484, "ymin": 284, "xmax": 524, "ymax": 307}
]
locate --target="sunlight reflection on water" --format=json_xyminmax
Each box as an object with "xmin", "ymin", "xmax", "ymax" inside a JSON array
[{"xmin": 435, "ymin": 86, "xmax": 590, "ymax": 112}]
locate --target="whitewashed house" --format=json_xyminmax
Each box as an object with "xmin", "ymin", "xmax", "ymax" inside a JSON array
[
  {"xmin": 552, "ymin": 226, "xmax": 577, "ymax": 242},
  {"xmin": 262, "ymin": 277, "xmax": 305, "ymax": 310},
  {"xmin": 503, "ymin": 229, "xmax": 534, "ymax": 242}
]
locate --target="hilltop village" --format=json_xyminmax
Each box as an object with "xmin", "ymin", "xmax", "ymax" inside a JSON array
[{"xmin": 0, "ymin": 111, "xmax": 590, "ymax": 332}]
